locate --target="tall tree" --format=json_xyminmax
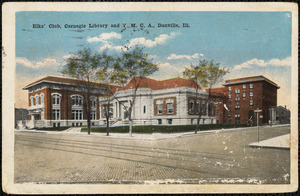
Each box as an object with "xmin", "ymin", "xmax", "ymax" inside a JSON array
[
  {"xmin": 95, "ymin": 51, "xmax": 117, "ymax": 136},
  {"xmin": 112, "ymin": 46, "xmax": 159, "ymax": 137},
  {"xmin": 62, "ymin": 48, "xmax": 103, "ymax": 134},
  {"xmin": 183, "ymin": 59, "xmax": 229, "ymax": 134}
]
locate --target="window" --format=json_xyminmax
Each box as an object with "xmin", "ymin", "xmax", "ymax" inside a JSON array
[
  {"xmin": 217, "ymin": 110, "xmax": 219, "ymax": 115},
  {"xmin": 189, "ymin": 101, "xmax": 194, "ymax": 113},
  {"xmin": 167, "ymin": 119, "xmax": 173, "ymax": 125},
  {"xmin": 72, "ymin": 110, "xmax": 83, "ymax": 120},
  {"xmin": 235, "ymin": 114, "xmax": 240, "ymax": 119},
  {"xmin": 235, "ymin": 97, "xmax": 240, "ymax": 102},
  {"xmin": 228, "ymin": 111, "xmax": 231, "ymax": 116},
  {"xmin": 143, "ymin": 105, "xmax": 146, "ymax": 114},
  {"xmin": 242, "ymin": 92, "xmax": 246, "ymax": 97},
  {"xmin": 158, "ymin": 119, "xmax": 162, "ymax": 124},
  {"xmin": 228, "ymin": 93, "xmax": 231, "ymax": 98},
  {"xmin": 250, "ymin": 100, "xmax": 254, "ymax": 105},
  {"xmin": 209, "ymin": 103, "xmax": 214, "ymax": 116},
  {"xmin": 156, "ymin": 100, "xmax": 163, "ymax": 114},
  {"xmin": 109, "ymin": 108, "xmax": 113, "ymax": 117},
  {"xmin": 57, "ymin": 123, "xmax": 60, "ymax": 127},
  {"xmin": 90, "ymin": 111, "xmax": 96, "ymax": 120},
  {"xmin": 41, "ymin": 94, "xmax": 44, "ymax": 104},
  {"xmin": 35, "ymin": 95, "xmax": 39, "ymax": 105},
  {"xmin": 250, "ymin": 83, "xmax": 254, "ymax": 88},
  {"xmin": 166, "ymin": 99, "xmax": 174, "ymax": 114},
  {"xmin": 228, "ymin": 86, "xmax": 231, "ymax": 91},
  {"xmin": 250, "ymin": 91, "xmax": 253, "ymax": 96},
  {"xmin": 235, "ymin": 105, "xmax": 240, "ymax": 110},
  {"xmin": 157, "ymin": 104, "xmax": 163, "ymax": 114},
  {"xmin": 243, "ymin": 84, "xmax": 246, "ymax": 89},
  {"xmin": 52, "ymin": 109, "xmax": 60, "ymax": 120},
  {"xmin": 196, "ymin": 101, "xmax": 200, "ymax": 114},
  {"xmin": 201, "ymin": 102, "xmax": 206, "ymax": 114},
  {"xmin": 72, "ymin": 95, "xmax": 82, "ymax": 106},
  {"xmin": 235, "ymin": 88, "xmax": 240, "ymax": 94},
  {"xmin": 228, "ymin": 101, "xmax": 231, "ymax": 107},
  {"xmin": 52, "ymin": 94, "xmax": 60, "ymax": 105},
  {"xmin": 31, "ymin": 97, "xmax": 34, "ymax": 106},
  {"xmin": 90, "ymin": 97, "xmax": 97, "ymax": 108}
]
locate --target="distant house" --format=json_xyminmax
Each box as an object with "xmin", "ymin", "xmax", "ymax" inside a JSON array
[
  {"xmin": 276, "ymin": 106, "xmax": 290, "ymax": 124},
  {"xmin": 15, "ymin": 108, "xmax": 28, "ymax": 128}
]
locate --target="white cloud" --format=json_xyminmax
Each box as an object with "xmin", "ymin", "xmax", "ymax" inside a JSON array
[
  {"xmin": 87, "ymin": 32, "xmax": 122, "ymax": 43},
  {"xmin": 98, "ymin": 32, "xmax": 180, "ymax": 51},
  {"xmin": 158, "ymin": 62, "xmax": 185, "ymax": 73},
  {"xmin": 100, "ymin": 44, "xmax": 124, "ymax": 52},
  {"xmin": 62, "ymin": 53, "xmax": 78, "ymax": 59},
  {"xmin": 167, "ymin": 53, "xmax": 204, "ymax": 60},
  {"xmin": 16, "ymin": 57, "xmax": 58, "ymax": 68},
  {"xmin": 233, "ymin": 57, "xmax": 291, "ymax": 70},
  {"xmin": 127, "ymin": 32, "xmax": 178, "ymax": 48}
]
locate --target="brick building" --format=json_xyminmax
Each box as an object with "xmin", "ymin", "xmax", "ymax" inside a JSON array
[
  {"xmin": 24, "ymin": 76, "xmax": 217, "ymax": 128},
  {"xmin": 23, "ymin": 76, "xmax": 111, "ymax": 127},
  {"xmin": 222, "ymin": 75, "xmax": 280, "ymax": 124}
]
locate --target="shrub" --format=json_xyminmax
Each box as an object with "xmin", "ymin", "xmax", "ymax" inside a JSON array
[
  {"xmin": 35, "ymin": 126, "xmax": 71, "ymax": 131},
  {"xmin": 81, "ymin": 123, "xmax": 251, "ymax": 134}
]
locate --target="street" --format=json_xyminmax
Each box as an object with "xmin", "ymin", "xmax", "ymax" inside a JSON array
[{"xmin": 14, "ymin": 125, "xmax": 290, "ymax": 184}]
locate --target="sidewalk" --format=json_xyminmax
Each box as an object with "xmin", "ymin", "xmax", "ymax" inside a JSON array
[
  {"xmin": 249, "ymin": 134, "xmax": 290, "ymax": 149},
  {"xmin": 15, "ymin": 124, "xmax": 290, "ymax": 141}
]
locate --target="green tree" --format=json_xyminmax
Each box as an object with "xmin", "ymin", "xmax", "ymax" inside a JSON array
[
  {"xmin": 183, "ymin": 59, "xmax": 229, "ymax": 134},
  {"xmin": 95, "ymin": 51, "xmax": 117, "ymax": 136},
  {"xmin": 62, "ymin": 48, "xmax": 104, "ymax": 135},
  {"xmin": 112, "ymin": 46, "xmax": 159, "ymax": 137}
]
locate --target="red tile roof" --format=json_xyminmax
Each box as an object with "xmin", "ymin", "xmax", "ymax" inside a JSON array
[
  {"xmin": 121, "ymin": 77, "xmax": 201, "ymax": 90},
  {"xmin": 24, "ymin": 76, "xmax": 201, "ymax": 92}
]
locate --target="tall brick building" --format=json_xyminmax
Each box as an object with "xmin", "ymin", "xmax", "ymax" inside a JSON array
[{"xmin": 222, "ymin": 75, "xmax": 279, "ymax": 124}]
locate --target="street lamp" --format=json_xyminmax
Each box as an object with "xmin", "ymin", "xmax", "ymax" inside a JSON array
[{"xmin": 254, "ymin": 108, "xmax": 262, "ymax": 143}]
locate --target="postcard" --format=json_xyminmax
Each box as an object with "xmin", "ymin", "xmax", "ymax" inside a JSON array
[{"xmin": 2, "ymin": 2, "xmax": 298, "ymax": 194}]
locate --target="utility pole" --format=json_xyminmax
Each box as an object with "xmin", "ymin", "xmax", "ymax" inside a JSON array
[{"xmin": 254, "ymin": 108, "xmax": 262, "ymax": 143}]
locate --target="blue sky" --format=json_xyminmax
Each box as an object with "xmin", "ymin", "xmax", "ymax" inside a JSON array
[{"xmin": 16, "ymin": 11, "xmax": 292, "ymax": 108}]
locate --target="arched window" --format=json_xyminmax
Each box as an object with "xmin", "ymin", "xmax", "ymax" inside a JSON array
[
  {"xmin": 52, "ymin": 93, "xmax": 61, "ymax": 105},
  {"xmin": 30, "ymin": 96, "xmax": 34, "ymax": 106},
  {"xmin": 40, "ymin": 93, "xmax": 44, "ymax": 105},
  {"xmin": 35, "ymin": 95, "xmax": 39, "ymax": 105},
  {"xmin": 71, "ymin": 95, "xmax": 83, "ymax": 106}
]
